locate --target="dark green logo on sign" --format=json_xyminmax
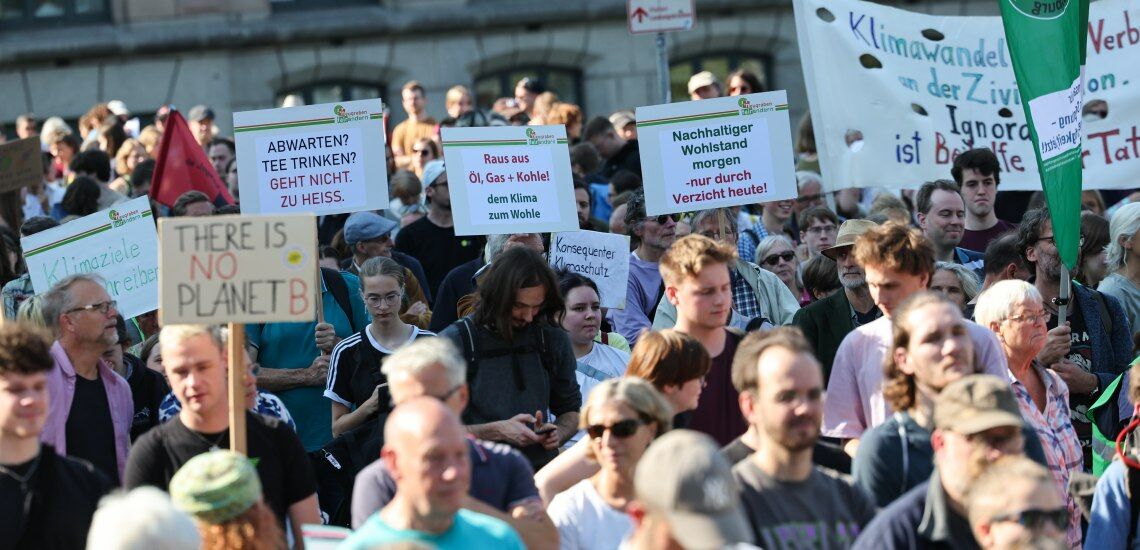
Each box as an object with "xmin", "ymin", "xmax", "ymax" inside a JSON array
[{"xmin": 1006, "ymin": 0, "xmax": 1069, "ymax": 19}]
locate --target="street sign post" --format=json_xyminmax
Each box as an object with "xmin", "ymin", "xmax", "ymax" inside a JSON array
[{"xmin": 627, "ymin": 0, "xmax": 695, "ymax": 103}]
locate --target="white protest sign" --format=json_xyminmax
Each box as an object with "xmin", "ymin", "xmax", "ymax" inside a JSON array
[
  {"xmin": 158, "ymin": 214, "xmax": 318, "ymax": 324},
  {"xmin": 637, "ymin": 91, "xmax": 797, "ymax": 216},
  {"xmin": 549, "ymin": 230, "xmax": 631, "ymax": 309},
  {"xmin": 627, "ymin": 0, "xmax": 695, "ymax": 34},
  {"xmin": 441, "ymin": 125, "xmax": 578, "ymax": 236},
  {"xmin": 22, "ymin": 196, "xmax": 158, "ymax": 318},
  {"xmin": 793, "ymin": 0, "xmax": 1140, "ymax": 191},
  {"xmin": 233, "ymin": 99, "xmax": 388, "ymax": 214}
]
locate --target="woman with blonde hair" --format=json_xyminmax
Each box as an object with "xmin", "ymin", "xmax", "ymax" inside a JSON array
[
  {"xmin": 111, "ymin": 138, "xmax": 150, "ymax": 195},
  {"xmin": 170, "ymin": 450, "xmax": 286, "ymax": 550},
  {"xmin": 1098, "ymin": 202, "xmax": 1140, "ymax": 331},
  {"xmin": 547, "ymin": 378, "xmax": 672, "ymax": 549}
]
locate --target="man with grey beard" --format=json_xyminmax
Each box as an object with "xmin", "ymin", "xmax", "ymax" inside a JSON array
[{"xmin": 792, "ymin": 219, "xmax": 881, "ymax": 380}]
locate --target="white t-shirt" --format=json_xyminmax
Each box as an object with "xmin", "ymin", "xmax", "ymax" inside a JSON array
[
  {"xmin": 564, "ymin": 343, "xmax": 630, "ymax": 448},
  {"xmin": 548, "ymin": 479, "xmax": 633, "ymax": 550}
]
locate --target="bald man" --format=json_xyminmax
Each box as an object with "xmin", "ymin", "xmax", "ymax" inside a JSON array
[
  {"xmin": 351, "ymin": 338, "xmax": 553, "ymax": 549},
  {"xmin": 342, "ymin": 397, "xmax": 524, "ymax": 549}
]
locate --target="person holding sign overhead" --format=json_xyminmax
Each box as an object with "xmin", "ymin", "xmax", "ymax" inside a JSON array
[{"xmin": 325, "ymin": 257, "xmax": 435, "ymax": 438}]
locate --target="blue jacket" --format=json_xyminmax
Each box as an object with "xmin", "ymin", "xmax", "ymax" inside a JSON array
[{"xmin": 1073, "ymin": 282, "xmax": 1134, "ymax": 390}]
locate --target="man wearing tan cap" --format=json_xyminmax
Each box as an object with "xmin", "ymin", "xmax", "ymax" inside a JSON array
[
  {"xmin": 792, "ymin": 219, "xmax": 881, "ymax": 377},
  {"xmin": 854, "ymin": 374, "xmax": 1029, "ymax": 549},
  {"xmin": 625, "ymin": 430, "xmax": 755, "ymax": 549},
  {"xmin": 688, "ymin": 71, "xmax": 722, "ymax": 101}
]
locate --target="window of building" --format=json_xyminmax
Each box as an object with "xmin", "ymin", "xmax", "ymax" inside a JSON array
[
  {"xmin": 269, "ymin": 0, "xmax": 371, "ymax": 11},
  {"xmin": 0, "ymin": 0, "xmax": 109, "ymax": 25},
  {"xmin": 276, "ymin": 81, "xmax": 386, "ymax": 108},
  {"xmin": 669, "ymin": 53, "xmax": 771, "ymax": 101},
  {"xmin": 474, "ymin": 67, "xmax": 583, "ymax": 112}
]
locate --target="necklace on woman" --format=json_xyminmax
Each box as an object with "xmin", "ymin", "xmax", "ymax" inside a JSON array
[
  {"xmin": 189, "ymin": 429, "xmax": 227, "ymax": 451},
  {"xmin": 0, "ymin": 453, "xmax": 42, "ymax": 494}
]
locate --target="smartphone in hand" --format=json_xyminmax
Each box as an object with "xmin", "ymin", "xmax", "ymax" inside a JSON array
[{"xmin": 533, "ymin": 424, "xmax": 557, "ymax": 435}]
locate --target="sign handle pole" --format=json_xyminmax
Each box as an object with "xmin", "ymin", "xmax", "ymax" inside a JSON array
[
  {"xmin": 656, "ymin": 32, "xmax": 671, "ymax": 103},
  {"xmin": 1057, "ymin": 270, "xmax": 1070, "ymax": 328},
  {"xmin": 227, "ymin": 322, "xmax": 248, "ymax": 455}
]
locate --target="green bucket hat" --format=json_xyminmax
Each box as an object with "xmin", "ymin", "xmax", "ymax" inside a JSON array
[{"xmin": 170, "ymin": 450, "xmax": 262, "ymax": 524}]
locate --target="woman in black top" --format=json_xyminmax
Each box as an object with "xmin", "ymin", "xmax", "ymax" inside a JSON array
[{"xmin": 325, "ymin": 257, "xmax": 434, "ymax": 437}]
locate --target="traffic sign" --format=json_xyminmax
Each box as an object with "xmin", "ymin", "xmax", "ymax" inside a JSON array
[{"xmin": 627, "ymin": 0, "xmax": 695, "ymax": 35}]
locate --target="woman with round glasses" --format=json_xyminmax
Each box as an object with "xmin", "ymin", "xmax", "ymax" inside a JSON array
[
  {"xmin": 547, "ymin": 378, "xmax": 672, "ymax": 550},
  {"xmin": 756, "ymin": 235, "xmax": 809, "ymax": 305},
  {"xmin": 975, "ymin": 279, "xmax": 1082, "ymax": 547},
  {"xmin": 326, "ymin": 257, "xmax": 433, "ymax": 437}
]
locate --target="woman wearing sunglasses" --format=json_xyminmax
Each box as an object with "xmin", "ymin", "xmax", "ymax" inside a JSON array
[
  {"xmin": 547, "ymin": 378, "xmax": 672, "ymax": 550},
  {"xmin": 756, "ymin": 235, "xmax": 810, "ymax": 306},
  {"xmin": 535, "ymin": 330, "xmax": 710, "ymax": 504}
]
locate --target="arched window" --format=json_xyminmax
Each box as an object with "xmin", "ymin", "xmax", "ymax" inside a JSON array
[
  {"xmin": 669, "ymin": 52, "xmax": 771, "ymax": 101},
  {"xmin": 275, "ymin": 81, "xmax": 386, "ymax": 108},
  {"xmin": 473, "ymin": 67, "xmax": 583, "ymax": 111},
  {"xmin": 0, "ymin": 0, "xmax": 109, "ymax": 26}
]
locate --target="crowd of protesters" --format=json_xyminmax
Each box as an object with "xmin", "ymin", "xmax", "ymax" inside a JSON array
[{"xmin": 5, "ymin": 67, "xmax": 1140, "ymax": 550}]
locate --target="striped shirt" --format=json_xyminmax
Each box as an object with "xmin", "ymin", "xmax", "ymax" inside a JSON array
[{"xmin": 1007, "ymin": 362, "xmax": 1084, "ymax": 549}]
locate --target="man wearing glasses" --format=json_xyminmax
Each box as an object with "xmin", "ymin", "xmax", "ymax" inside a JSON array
[
  {"xmin": 40, "ymin": 274, "xmax": 133, "ymax": 485},
  {"xmin": 966, "ymin": 456, "xmax": 1068, "ymax": 550},
  {"xmin": 1016, "ymin": 206, "xmax": 1132, "ymax": 471},
  {"xmin": 610, "ymin": 189, "xmax": 678, "ymax": 346},
  {"xmin": 350, "ymin": 337, "xmax": 555, "ymax": 549}
]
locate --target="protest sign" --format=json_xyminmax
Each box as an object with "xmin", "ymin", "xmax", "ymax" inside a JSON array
[
  {"xmin": 22, "ymin": 197, "xmax": 158, "ymax": 318},
  {"xmin": 793, "ymin": 0, "xmax": 1139, "ymax": 191},
  {"xmin": 233, "ymin": 99, "xmax": 388, "ymax": 215},
  {"xmin": 636, "ymin": 91, "xmax": 796, "ymax": 216},
  {"xmin": 0, "ymin": 137, "xmax": 43, "ymax": 193},
  {"xmin": 158, "ymin": 214, "xmax": 318, "ymax": 324},
  {"xmin": 549, "ymin": 230, "xmax": 631, "ymax": 309},
  {"xmin": 441, "ymin": 125, "xmax": 578, "ymax": 236}
]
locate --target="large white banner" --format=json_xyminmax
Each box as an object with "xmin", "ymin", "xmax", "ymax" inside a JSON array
[
  {"xmin": 793, "ymin": 0, "xmax": 1138, "ymax": 191},
  {"xmin": 23, "ymin": 197, "xmax": 159, "ymax": 318}
]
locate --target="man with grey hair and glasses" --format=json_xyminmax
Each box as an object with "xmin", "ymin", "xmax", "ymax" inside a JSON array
[
  {"xmin": 40, "ymin": 273, "xmax": 132, "ymax": 485},
  {"xmin": 351, "ymin": 336, "xmax": 555, "ymax": 549}
]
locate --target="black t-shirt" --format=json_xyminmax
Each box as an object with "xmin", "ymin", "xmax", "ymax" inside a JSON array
[
  {"xmin": 126, "ymin": 353, "xmax": 170, "ymax": 442},
  {"xmin": 721, "ymin": 435, "xmax": 853, "ymax": 474},
  {"xmin": 394, "ymin": 216, "xmax": 484, "ymax": 297},
  {"xmin": 66, "ymin": 373, "xmax": 120, "ymax": 484},
  {"xmin": 0, "ymin": 444, "xmax": 112, "ymax": 549},
  {"xmin": 1048, "ymin": 297, "xmax": 1095, "ymax": 467},
  {"xmin": 124, "ymin": 410, "xmax": 318, "ymax": 526},
  {"xmin": 326, "ymin": 325, "xmax": 434, "ymax": 412}
]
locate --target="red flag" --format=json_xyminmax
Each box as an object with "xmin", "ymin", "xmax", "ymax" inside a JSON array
[{"xmin": 150, "ymin": 110, "xmax": 234, "ymax": 208}]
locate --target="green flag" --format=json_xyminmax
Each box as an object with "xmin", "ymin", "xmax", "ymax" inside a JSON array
[{"xmin": 999, "ymin": 0, "xmax": 1090, "ymax": 269}]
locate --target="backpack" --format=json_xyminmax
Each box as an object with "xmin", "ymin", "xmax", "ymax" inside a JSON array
[
  {"xmin": 320, "ymin": 267, "xmax": 364, "ymax": 332},
  {"xmin": 455, "ymin": 317, "xmax": 556, "ymax": 390}
]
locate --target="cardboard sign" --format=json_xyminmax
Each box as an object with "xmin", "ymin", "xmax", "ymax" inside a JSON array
[
  {"xmin": 22, "ymin": 197, "xmax": 158, "ymax": 318},
  {"xmin": 233, "ymin": 99, "xmax": 388, "ymax": 214},
  {"xmin": 549, "ymin": 230, "xmax": 631, "ymax": 309},
  {"xmin": 0, "ymin": 137, "xmax": 43, "ymax": 193},
  {"xmin": 441, "ymin": 125, "xmax": 578, "ymax": 236},
  {"xmin": 637, "ymin": 91, "xmax": 797, "ymax": 215},
  {"xmin": 627, "ymin": 0, "xmax": 695, "ymax": 34},
  {"xmin": 159, "ymin": 214, "xmax": 318, "ymax": 324},
  {"xmin": 792, "ymin": 0, "xmax": 1140, "ymax": 191}
]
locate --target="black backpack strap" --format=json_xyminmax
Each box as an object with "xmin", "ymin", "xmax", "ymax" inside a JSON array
[
  {"xmin": 458, "ymin": 317, "xmax": 480, "ymax": 387},
  {"xmin": 648, "ymin": 280, "xmax": 666, "ymax": 323},
  {"xmin": 321, "ymin": 267, "xmax": 359, "ymax": 331}
]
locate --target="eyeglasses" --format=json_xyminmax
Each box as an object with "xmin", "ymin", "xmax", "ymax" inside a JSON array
[
  {"xmin": 762, "ymin": 251, "xmax": 797, "ymax": 266},
  {"xmin": 796, "ymin": 193, "xmax": 825, "ymax": 204},
  {"xmin": 1036, "ymin": 234, "xmax": 1086, "ymax": 247},
  {"xmin": 66, "ymin": 300, "xmax": 117, "ymax": 315},
  {"xmin": 990, "ymin": 508, "xmax": 1069, "ymax": 530},
  {"xmin": 415, "ymin": 149, "xmax": 431, "ymax": 157},
  {"xmin": 648, "ymin": 214, "xmax": 681, "ymax": 225},
  {"xmin": 699, "ymin": 231, "xmax": 734, "ymax": 241},
  {"xmin": 805, "ymin": 224, "xmax": 837, "ymax": 235},
  {"xmin": 1007, "ymin": 311, "xmax": 1052, "ymax": 325},
  {"xmin": 586, "ymin": 417, "xmax": 647, "ymax": 440},
  {"xmin": 363, "ymin": 292, "xmax": 402, "ymax": 307}
]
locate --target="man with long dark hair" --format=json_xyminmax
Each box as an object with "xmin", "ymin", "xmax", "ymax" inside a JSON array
[{"xmin": 439, "ymin": 246, "xmax": 581, "ymax": 470}]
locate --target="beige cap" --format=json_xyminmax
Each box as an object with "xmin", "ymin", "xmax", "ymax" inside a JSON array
[
  {"xmin": 934, "ymin": 374, "xmax": 1024, "ymax": 435},
  {"xmin": 687, "ymin": 71, "xmax": 719, "ymax": 95},
  {"xmin": 821, "ymin": 219, "xmax": 879, "ymax": 260}
]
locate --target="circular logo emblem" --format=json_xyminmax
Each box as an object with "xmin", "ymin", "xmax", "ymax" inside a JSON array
[
  {"xmin": 283, "ymin": 246, "xmax": 307, "ymax": 269},
  {"xmin": 738, "ymin": 98, "xmax": 749, "ymax": 108},
  {"xmin": 333, "ymin": 105, "xmax": 347, "ymax": 117},
  {"xmin": 526, "ymin": 128, "xmax": 537, "ymax": 139},
  {"xmin": 1005, "ymin": 0, "xmax": 1069, "ymax": 20},
  {"xmin": 109, "ymin": 210, "xmax": 121, "ymax": 221}
]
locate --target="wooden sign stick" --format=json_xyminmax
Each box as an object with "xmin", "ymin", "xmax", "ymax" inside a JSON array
[{"xmin": 228, "ymin": 322, "xmax": 248, "ymax": 455}]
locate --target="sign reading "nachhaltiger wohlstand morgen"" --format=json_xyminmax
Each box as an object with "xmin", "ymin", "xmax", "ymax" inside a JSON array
[{"xmin": 637, "ymin": 91, "xmax": 797, "ymax": 216}]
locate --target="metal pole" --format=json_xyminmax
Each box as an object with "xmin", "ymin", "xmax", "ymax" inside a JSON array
[
  {"xmin": 1057, "ymin": 269, "xmax": 1070, "ymax": 325},
  {"xmin": 656, "ymin": 32, "xmax": 671, "ymax": 103}
]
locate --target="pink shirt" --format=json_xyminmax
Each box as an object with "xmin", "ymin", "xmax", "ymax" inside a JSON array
[
  {"xmin": 42, "ymin": 340, "xmax": 134, "ymax": 481},
  {"xmin": 822, "ymin": 316, "xmax": 1009, "ymax": 439}
]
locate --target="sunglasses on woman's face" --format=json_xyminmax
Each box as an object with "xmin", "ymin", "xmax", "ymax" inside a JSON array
[
  {"xmin": 586, "ymin": 418, "xmax": 644, "ymax": 440},
  {"xmin": 762, "ymin": 251, "xmax": 796, "ymax": 266}
]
